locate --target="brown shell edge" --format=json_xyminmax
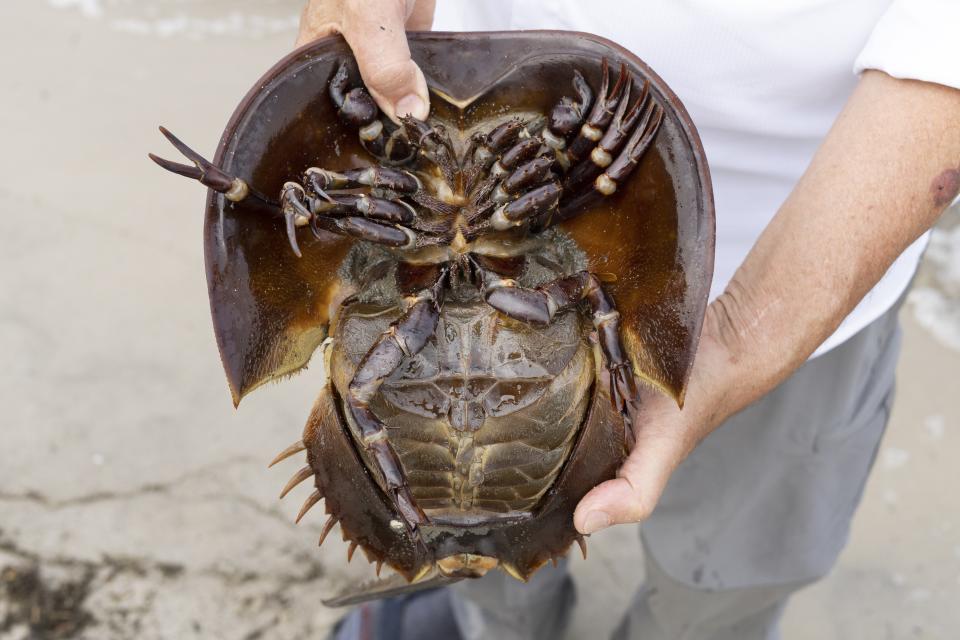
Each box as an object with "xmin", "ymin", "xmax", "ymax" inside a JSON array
[{"xmin": 203, "ymin": 39, "xmax": 357, "ymax": 405}]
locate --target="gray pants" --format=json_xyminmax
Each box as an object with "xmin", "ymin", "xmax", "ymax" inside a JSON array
[{"xmin": 448, "ymin": 301, "xmax": 904, "ymax": 640}]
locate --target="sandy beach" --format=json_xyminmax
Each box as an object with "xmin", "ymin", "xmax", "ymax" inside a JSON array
[{"xmin": 1, "ymin": 1, "xmax": 958, "ymax": 638}]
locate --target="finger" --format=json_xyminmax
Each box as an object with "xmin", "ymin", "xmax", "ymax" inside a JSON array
[
  {"xmin": 341, "ymin": 2, "xmax": 430, "ymax": 122},
  {"xmin": 405, "ymin": 0, "xmax": 436, "ymax": 31},
  {"xmin": 572, "ymin": 430, "xmax": 683, "ymax": 534}
]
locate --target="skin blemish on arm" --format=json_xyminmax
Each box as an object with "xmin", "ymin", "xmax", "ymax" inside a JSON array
[{"xmin": 930, "ymin": 166, "xmax": 960, "ymax": 208}]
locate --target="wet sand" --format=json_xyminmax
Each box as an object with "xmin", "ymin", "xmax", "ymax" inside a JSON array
[{"xmin": 1, "ymin": 2, "xmax": 957, "ymax": 638}]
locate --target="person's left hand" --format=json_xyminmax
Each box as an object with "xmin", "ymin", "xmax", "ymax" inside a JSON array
[
  {"xmin": 572, "ymin": 396, "xmax": 696, "ymax": 534},
  {"xmin": 575, "ymin": 69, "xmax": 960, "ymax": 536},
  {"xmin": 573, "ymin": 311, "xmax": 731, "ymax": 535}
]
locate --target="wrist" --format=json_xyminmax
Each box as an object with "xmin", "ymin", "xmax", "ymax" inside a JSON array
[{"xmin": 673, "ymin": 295, "xmax": 762, "ymax": 436}]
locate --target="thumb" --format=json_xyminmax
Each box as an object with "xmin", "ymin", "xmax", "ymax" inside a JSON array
[
  {"xmin": 573, "ymin": 431, "xmax": 683, "ymax": 535},
  {"xmin": 340, "ymin": 3, "xmax": 429, "ymax": 122}
]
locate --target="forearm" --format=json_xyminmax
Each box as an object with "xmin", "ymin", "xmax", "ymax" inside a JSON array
[
  {"xmin": 576, "ymin": 71, "xmax": 960, "ymax": 532},
  {"xmin": 690, "ymin": 70, "xmax": 960, "ymax": 432}
]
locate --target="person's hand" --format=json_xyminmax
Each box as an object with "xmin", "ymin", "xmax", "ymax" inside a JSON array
[
  {"xmin": 574, "ymin": 71, "xmax": 960, "ymax": 536},
  {"xmin": 573, "ymin": 317, "xmax": 731, "ymax": 535},
  {"xmin": 296, "ymin": 0, "xmax": 435, "ymax": 122}
]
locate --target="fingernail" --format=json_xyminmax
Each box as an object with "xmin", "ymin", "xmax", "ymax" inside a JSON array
[
  {"xmin": 395, "ymin": 93, "xmax": 426, "ymax": 120},
  {"xmin": 581, "ymin": 510, "xmax": 611, "ymax": 534}
]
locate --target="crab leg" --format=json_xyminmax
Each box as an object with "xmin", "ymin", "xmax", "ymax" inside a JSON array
[
  {"xmin": 329, "ymin": 62, "xmax": 414, "ymax": 164},
  {"xmin": 595, "ymin": 104, "xmax": 664, "ymax": 192},
  {"xmin": 401, "ymin": 116, "xmax": 460, "ymax": 186},
  {"xmin": 556, "ymin": 103, "xmax": 664, "ymax": 223},
  {"xmin": 317, "ymin": 216, "xmax": 415, "ymax": 247},
  {"xmin": 149, "ymin": 126, "xmax": 278, "ymax": 216},
  {"xmin": 470, "ymin": 137, "xmax": 547, "ymax": 206},
  {"xmin": 311, "ymin": 186, "xmax": 446, "ymax": 232},
  {"xmin": 344, "ymin": 264, "xmax": 449, "ymax": 536},
  {"xmin": 309, "ymin": 193, "xmax": 417, "ymax": 225},
  {"xmin": 464, "ymin": 117, "xmax": 544, "ymax": 182},
  {"xmin": 564, "ymin": 60, "xmax": 630, "ymax": 165},
  {"xmin": 563, "ymin": 80, "xmax": 651, "ymax": 193},
  {"xmin": 279, "ymin": 183, "xmax": 417, "ymax": 257},
  {"xmin": 543, "ymin": 69, "xmax": 594, "ymax": 152},
  {"xmin": 489, "ymin": 182, "xmax": 562, "ymax": 231},
  {"xmin": 489, "ymin": 138, "xmax": 544, "ymax": 179},
  {"xmin": 465, "ymin": 174, "xmax": 558, "ymax": 232},
  {"xmin": 477, "ymin": 269, "xmax": 639, "ymax": 420},
  {"xmin": 465, "ymin": 119, "xmax": 524, "ymax": 173},
  {"xmin": 490, "ymin": 157, "xmax": 557, "ymax": 202},
  {"xmin": 303, "ymin": 166, "xmax": 421, "ymax": 198}
]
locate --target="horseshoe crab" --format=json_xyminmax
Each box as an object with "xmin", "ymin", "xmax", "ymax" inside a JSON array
[{"xmin": 150, "ymin": 31, "xmax": 713, "ymax": 602}]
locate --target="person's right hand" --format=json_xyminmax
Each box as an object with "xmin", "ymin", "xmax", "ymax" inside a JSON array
[{"xmin": 296, "ymin": 0, "xmax": 435, "ymax": 122}]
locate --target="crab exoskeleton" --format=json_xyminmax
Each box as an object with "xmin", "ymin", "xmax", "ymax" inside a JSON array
[{"xmin": 151, "ymin": 32, "xmax": 714, "ymax": 600}]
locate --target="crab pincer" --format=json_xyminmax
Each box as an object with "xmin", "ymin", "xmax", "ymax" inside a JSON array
[
  {"xmin": 150, "ymin": 126, "xmax": 278, "ymax": 217},
  {"xmin": 564, "ymin": 60, "xmax": 630, "ymax": 165}
]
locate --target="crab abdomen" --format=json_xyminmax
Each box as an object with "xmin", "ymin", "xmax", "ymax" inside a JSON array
[{"xmin": 330, "ymin": 301, "xmax": 594, "ymax": 521}]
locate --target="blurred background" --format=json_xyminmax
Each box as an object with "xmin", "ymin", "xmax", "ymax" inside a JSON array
[{"xmin": 1, "ymin": 1, "xmax": 957, "ymax": 638}]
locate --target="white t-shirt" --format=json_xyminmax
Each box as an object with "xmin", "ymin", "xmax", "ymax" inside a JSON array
[{"xmin": 433, "ymin": 0, "xmax": 960, "ymax": 357}]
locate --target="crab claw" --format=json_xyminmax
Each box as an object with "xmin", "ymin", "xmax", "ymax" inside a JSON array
[
  {"xmin": 280, "ymin": 182, "xmax": 314, "ymax": 258},
  {"xmin": 309, "ymin": 215, "xmax": 325, "ymax": 241},
  {"xmin": 302, "ymin": 170, "xmax": 337, "ymax": 205},
  {"xmin": 150, "ymin": 126, "xmax": 249, "ymax": 201}
]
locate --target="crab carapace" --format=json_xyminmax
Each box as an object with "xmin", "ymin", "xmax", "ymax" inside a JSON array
[{"xmin": 150, "ymin": 32, "xmax": 714, "ymax": 596}]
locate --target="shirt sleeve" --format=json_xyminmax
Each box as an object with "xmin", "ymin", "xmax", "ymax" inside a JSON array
[{"xmin": 854, "ymin": 0, "xmax": 960, "ymax": 90}]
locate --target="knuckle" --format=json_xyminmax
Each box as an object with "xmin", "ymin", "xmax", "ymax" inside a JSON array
[{"xmin": 618, "ymin": 475, "xmax": 653, "ymax": 521}]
